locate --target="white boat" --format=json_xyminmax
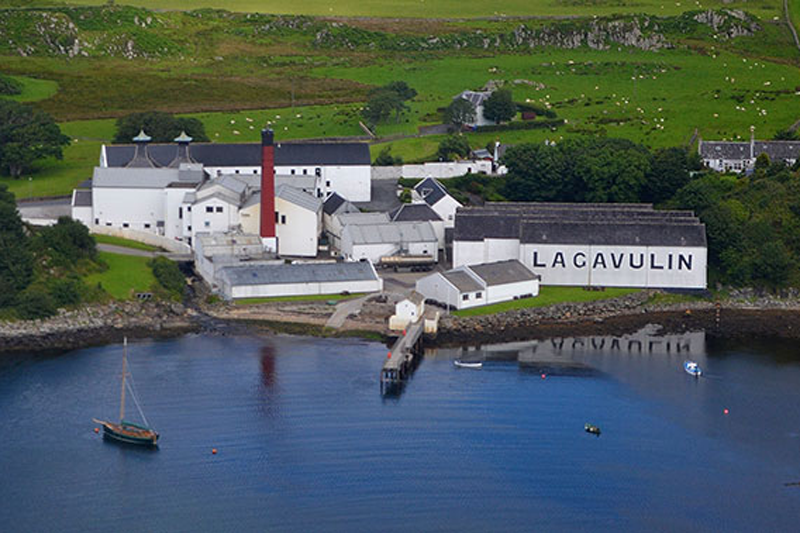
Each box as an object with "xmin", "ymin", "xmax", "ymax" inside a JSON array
[
  {"xmin": 454, "ymin": 360, "xmax": 482, "ymax": 369},
  {"xmin": 684, "ymin": 360, "xmax": 702, "ymax": 377}
]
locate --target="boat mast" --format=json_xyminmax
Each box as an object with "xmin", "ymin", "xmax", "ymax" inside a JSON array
[{"xmin": 120, "ymin": 337, "xmax": 127, "ymax": 422}]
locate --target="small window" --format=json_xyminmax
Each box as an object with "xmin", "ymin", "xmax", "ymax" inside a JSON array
[
  {"xmin": 122, "ymin": 223, "xmax": 129, "ymax": 228},
  {"xmin": 215, "ymin": 206, "xmax": 223, "ymax": 213},
  {"xmin": 178, "ymin": 207, "xmax": 183, "ymax": 219},
  {"xmin": 291, "ymin": 169, "xmax": 296, "ymax": 175},
  {"xmin": 303, "ymin": 169, "xmax": 308, "ymax": 175},
  {"xmin": 281, "ymin": 215, "xmax": 286, "ymax": 224},
  {"xmin": 235, "ymin": 170, "xmax": 240, "ymax": 174},
  {"xmin": 253, "ymin": 169, "xmax": 258, "ymax": 174},
  {"xmin": 462, "ymin": 294, "xmax": 469, "ymax": 301},
  {"xmin": 188, "ymin": 225, "xmax": 192, "ymax": 231},
  {"xmin": 275, "ymin": 211, "xmax": 279, "ymax": 223},
  {"xmin": 206, "ymin": 206, "xmax": 213, "ymax": 213},
  {"xmin": 106, "ymin": 222, "xmax": 112, "ymax": 227},
  {"xmin": 94, "ymin": 218, "xmax": 99, "ymax": 225},
  {"xmin": 326, "ymin": 180, "xmax": 331, "ymax": 187},
  {"xmin": 476, "ymin": 292, "xmax": 482, "ymax": 299},
  {"xmin": 204, "ymin": 221, "xmax": 210, "ymax": 228},
  {"xmin": 144, "ymin": 223, "xmax": 151, "ymax": 229},
  {"xmin": 187, "ymin": 206, "xmax": 192, "ymax": 212},
  {"xmin": 315, "ymin": 168, "xmax": 321, "ymax": 177}
]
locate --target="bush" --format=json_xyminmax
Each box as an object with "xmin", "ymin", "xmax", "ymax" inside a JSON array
[
  {"xmin": 49, "ymin": 277, "xmax": 83, "ymax": 307},
  {"xmin": 374, "ymin": 146, "xmax": 403, "ymax": 166},
  {"xmin": 150, "ymin": 257, "xmax": 185, "ymax": 299},
  {"xmin": 0, "ymin": 74, "xmax": 22, "ymax": 96},
  {"xmin": 16, "ymin": 286, "xmax": 57, "ymax": 320},
  {"xmin": 36, "ymin": 217, "xmax": 97, "ymax": 265}
]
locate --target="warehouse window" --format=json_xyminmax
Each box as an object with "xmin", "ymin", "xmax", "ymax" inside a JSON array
[
  {"xmin": 94, "ymin": 218, "xmax": 99, "ymax": 225},
  {"xmin": 475, "ymin": 292, "xmax": 482, "ymax": 299},
  {"xmin": 303, "ymin": 169, "xmax": 308, "ymax": 175},
  {"xmin": 187, "ymin": 206, "xmax": 192, "ymax": 212},
  {"xmin": 215, "ymin": 206, "xmax": 223, "ymax": 213},
  {"xmin": 326, "ymin": 180, "xmax": 331, "ymax": 187},
  {"xmin": 275, "ymin": 211, "xmax": 279, "ymax": 223},
  {"xmin": 204, "ymin": 221, "xmax": 210, "ymax": 228},
  {"xmin": 206, "ymin": 206, "xmax": 213, "ymax": 213},
  {"xmin": 315, "ymin": 168, "xmax": 321, "ymax": 177},
  {"xmin": 462, "ymin": 294, "xmax": 469, "ymax": 301},
  {"xmin": 291, "ymin": 169, "xmax": 296, "ymax": 175},
  {"xmin": 144, "ymin": 223, "xmax": 151, "ymax": 229},
  {"xmin": 106, "ymin": 222, "xmax": 112, "ymax": 227},
  {"xmin": 188, "ymin": 225, "xmax": 192, "ymax": 231},
  {"xmin": 122, "ymin": 223, "xmax": 129, "ymax": 228},
  {"xmin": 281, "ymin": 215, "xmax": 286, "ymax": 224},
  {"xmin": 178, "ymin": 207, "xmax": 183, "ymax": 219}
]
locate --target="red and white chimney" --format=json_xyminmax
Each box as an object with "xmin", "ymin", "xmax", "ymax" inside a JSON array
[{"xmin": 260, "ymin": 128, "xmax": 277, "ymax": 252}]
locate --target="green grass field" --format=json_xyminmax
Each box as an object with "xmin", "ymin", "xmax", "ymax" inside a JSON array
[
  {"xmin": 0, "ymin": 74, "xmax": 58, "ymax": 103},
  {"xmin": 84, "ymin": 252, "xmax": 155, "ymax": 300},
  {"xmin": 46, "ymin": 0, "xmax": 783, "ymax": 19},
  {"xmin": 453, "ymin": 286, "xmax": 639, "ymax": 317},
  {"xmin": 92, "ymin": 235, "xmax": 160, "ymax": 252}
]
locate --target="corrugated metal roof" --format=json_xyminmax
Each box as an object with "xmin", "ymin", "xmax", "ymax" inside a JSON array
[
  {"xmin": 343, "ymin": 221, "xmax": 437, "ymax": 245},
  {"xmin": 220, "ymin": 261, "xmax": 378, "ymax": 286},
  {"xmin": 92, "ymin": 167, "xmax": 182, "ymax": 189},
  {"xmin": 467, "ymin": 260, "xmax": 540, "ymax": 286},
  {"xmin": 336, "ymin": 212, "xmax": 389, "ymax": 226},
  {"xmin": 276, "ymin": 184, "xmax": 322, "ymax": 212},
  {"xmin": 105, "ymin": 141, "xmax": 371, "ymax": 168}
]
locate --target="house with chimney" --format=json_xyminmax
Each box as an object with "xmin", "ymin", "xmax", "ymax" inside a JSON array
[{"xmin": 699, "ymin": 129, "xmax": 800, "ymax": 173}]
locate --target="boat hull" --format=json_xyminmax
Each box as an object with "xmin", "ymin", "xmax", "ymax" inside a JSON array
[
  {"xmin": 101, "ymin": 422, "xmax": 159, "ymax": 446},
  {"xmin": 454, "ymin": 361, "xmax": 482, "ymax": 369}
]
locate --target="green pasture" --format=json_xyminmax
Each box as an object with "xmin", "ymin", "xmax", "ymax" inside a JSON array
[
  {"xmin": 790, "ymin": 0, "xmax": 800, "ymax": 37},
  {"xmin": 0, "ymin": 74, "xmax": 58, "ymax": 103},
  {"xmin": 453, "ymin": 286, "xmax": 639, "ymax": 317},
  {"xmin": 85, "ymin": 252, "xmax": 156, "ymax": 300},
  {"xmin": 46, "ymin": 0, "xmax": 783, "ymax": 19}
]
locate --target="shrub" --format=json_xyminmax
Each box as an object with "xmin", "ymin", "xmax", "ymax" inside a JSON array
[
  {"xmin": 49, "ymin": 277, "xmax": 83, "ymax": 307},
  {"xmin": 0, "ymin": 74, "xmax": 23, "ymax": 96},
  {"xmin": 16, "ymin": 286, "xmax": 57, "ymax": 320},
  {"xmin": 150, "ymin": 257, "xmax": 185, "ymax": 299}
]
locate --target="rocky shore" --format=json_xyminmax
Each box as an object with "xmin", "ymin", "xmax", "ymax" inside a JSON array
[
  {"xmin": 4, "ymin": 288, "xmax": 800, "ymax": 354},
  {"xmin": 0, "ymin": 301, "xmax": 198, "ymax": 353}
]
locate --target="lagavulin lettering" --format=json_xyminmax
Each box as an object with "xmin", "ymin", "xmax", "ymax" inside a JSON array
[{"xmin": 531, "ymin": 250, "xmax": 693, "ymax": 271}]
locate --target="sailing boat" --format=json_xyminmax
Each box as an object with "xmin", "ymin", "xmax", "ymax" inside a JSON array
[{"xmin": 93, "ymin": 337, "xmax": 159, "ymax": 446}]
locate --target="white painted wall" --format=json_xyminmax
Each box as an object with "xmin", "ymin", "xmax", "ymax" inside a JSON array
[
  {"xmin": 72, "ymin": 206, "xmax": 92, "ymax": 227},
  {"xmin": 415, "ymin": 271, "xmax": 483, "ymax": 310},
  {"xmin": 453, "ymin": 238, "xmax": 518, "ymax": 266},
  {"xmin": 430, "ymin": 195, "xmax": 462, "ymax": 229},
  {"xmin": 190, "ymin": 196, "xmax": 241, "ymax": 242},
  {"xmin": 401, "ymin": 160, "xmax": 492, "ymax": 179},
  {"xmin": 224, "ymin": 278, "xmax": 382, "ymax": 300},
  {"xmin": 275, "ymin": 196, "xmax": 320, "ymax": 257},
  {"xmin": 164, "ymin": 188, "xmax": 189, "ymax": 241},
  {"xmin": 93, "ymin": 187, "xmax": 165, "ymax": 234},
  {"xmin": 485, "ymin": 279, "xmax": 539, "ymax": 305},
  {"xmin": 395, "ymin": 299, "xmax": 420, "ymax": 322},
  {"xmin": 239, "ymin": 202, "xmax": 260, "ymax": 235}
]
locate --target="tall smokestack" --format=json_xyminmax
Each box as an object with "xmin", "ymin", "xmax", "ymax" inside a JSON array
[{"xmin": 260, "ymin": 128, "xmax": 277, "ymax": 251}]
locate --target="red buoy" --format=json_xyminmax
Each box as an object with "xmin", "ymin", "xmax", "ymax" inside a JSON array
[
  {"xmin": 541, "ymin": 374, "xmax": 546, "ymax": 379},
  {"xmin": 387, "ymin": 352, "xmax": 392, "ymax": 359},
  {"xmin": 94, "ymin": 427, "xmax": 99, "ymax": 433},
  {"xmin": 212, "ymin": 448, "xmax": 218, "ymax": 455},
  {"xmin": 723, "ymin": 408, "xmax": 729, "ymax": 415}
]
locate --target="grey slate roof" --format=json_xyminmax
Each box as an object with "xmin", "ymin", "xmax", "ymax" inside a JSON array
[
  {"xmin": 72, "ymin": 189, "xmax": 92, "ymax": 207},
  {"xmin": 468, "ymin": 260, "xmax": 540, "ymax": 286},
  {"xmin": 442, "ymin": 270, "xmax": 483, "ymax": 292},
  {"xmin": 389, "ymin": 203, "xmax": 442, "ymax": 222},
  {"xmin": 343, "ymin": 221, "xmax": 437, "ymax": 245},
  {"xmin": 105, "ymin": 141, "xmax": 371, "ymax": 168},
  {"xmin": 455, "ymin": 203, "xmax": 706, "ymax": 247},
  {"xmin": 323, "ymin": 192, "xmax": 346, "ymax": 215},
  {"xmin": 220, "ymin": 261, "xmax": 378, "ymax": 287},
  {"xmin": 414, "ymin": 177, "xmax": 448, "ymax": 206},
  {"xmin": 700, "ymin": 140, "xmax": 800, "ymax": 161},
  {"xmin": 93, "ymin": 167, "xmax": 181, "ymax": 189},
  {"xmin": 336, "ymin": 212, "xmax": 389, "ymax": 226},
  {"xmin": 276, "ymin": 184, "xmax": 322, "ymax": 212},
  {"xmin": 455, "ymin": 90, "xmax": 491, "ymax": 107}
]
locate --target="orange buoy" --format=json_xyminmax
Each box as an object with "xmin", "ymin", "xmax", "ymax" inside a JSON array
[
  {"xmin": 212, "ymin": 448, "xmax": 218, "ymax": 455},
  {"xmin": 387, "ymin": 352, "xmax": 391, "ymax": 359},
  {"xmin": 94, "ymin": 427, "xmax": 99, "ymax": 433}
]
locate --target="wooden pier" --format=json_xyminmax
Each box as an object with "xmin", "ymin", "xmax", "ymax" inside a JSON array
[{"xmin": 380, "ymin": 322, "xmax": 424, "ymax": 394}]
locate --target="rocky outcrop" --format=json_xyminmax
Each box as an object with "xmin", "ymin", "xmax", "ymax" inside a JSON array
[{"xmin": 0, "ymin": 301, "xmax": 197, "ymax": 353}]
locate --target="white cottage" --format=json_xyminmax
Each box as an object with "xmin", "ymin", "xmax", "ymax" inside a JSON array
[{"xmin": 413, "ymin": 178, "xmax": 462, "ymax": 229}]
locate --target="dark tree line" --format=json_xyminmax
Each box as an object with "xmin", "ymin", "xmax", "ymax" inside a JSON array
[{"xmin": 113, "ymin": 111, "xmax": 209, "ymax": 144}]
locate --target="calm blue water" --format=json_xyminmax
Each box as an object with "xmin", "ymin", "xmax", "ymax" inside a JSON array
[{"xmin": 1, "ymin": 331, "xmax": 799, "ymax": 532}]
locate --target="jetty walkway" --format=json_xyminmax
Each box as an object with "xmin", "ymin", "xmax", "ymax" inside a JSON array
[{"xmin": 380, "ymin": 321, "xmax": 424, "ymax": 394}]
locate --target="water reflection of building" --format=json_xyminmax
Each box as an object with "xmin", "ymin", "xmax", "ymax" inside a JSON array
[{"xmin": 260, "ymin": 345, "xmax": 276, "ymax": 389}]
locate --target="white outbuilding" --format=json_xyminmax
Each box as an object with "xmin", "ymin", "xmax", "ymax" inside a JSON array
[
  {"xmin": 416, "ymin": 259, "xmax": 540, "ymax": 310},
  {"xmin": 217, "ymin": 261, "xmax": 383, "ymax": 300},
  {"xmin": 413, "ymin": 178, "xmax": 462, "ymax": 228},
  {"xmin": 390, "ymin": 291, "xmax": 426, "ymax": 330},
  {"xmin": 341, "ymin": 221, "xmax": 438, "ymax": 264}
]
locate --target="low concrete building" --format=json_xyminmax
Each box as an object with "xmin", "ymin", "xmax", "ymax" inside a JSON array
[
  {"xmin": 193, "ymin": 232, "xmax": 278, "ymax": 288},
  {"xmin": 341, "ymin": 221, "xmax": 438, "ymax": 264},
  {"xmin": 328, "ymin": 212, "xmax": 390, "ymax": 252},
  {"xmin": 416, "ymin": 259, "xmax": 540, "ymax": 310},
  {"xmin": 217, "ymin": 261, "xmax": 383, "ymax": 300}
]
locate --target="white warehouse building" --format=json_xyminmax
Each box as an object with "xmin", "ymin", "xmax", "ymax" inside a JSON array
[{"xmin": 453, "ymin": 203, "xmax": 707, "ymax": 290}]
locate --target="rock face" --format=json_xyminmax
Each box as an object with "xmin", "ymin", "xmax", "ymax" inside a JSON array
[{"xmin": 0, "ymin": 301, "xmax": 195, "ymax": 353}]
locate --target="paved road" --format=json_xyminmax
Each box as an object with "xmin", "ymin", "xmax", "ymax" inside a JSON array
[
  {"xmin": 97, "ymin": 243, "xmax": 155, "ymax": 257},
  {"xmin": 325, "ymin": 295, "xmax": 370, "ymax": 329}
]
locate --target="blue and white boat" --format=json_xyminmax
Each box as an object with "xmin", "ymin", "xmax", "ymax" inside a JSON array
[{"xmin": 684, "ymin": 360, "xmax": 702, "ymax": 377}]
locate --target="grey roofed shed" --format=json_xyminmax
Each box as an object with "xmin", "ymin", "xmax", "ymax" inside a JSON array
[
  {"xmin": 219, "ymin": 261, "xmax": 378, "ymax": 286},
  {"xmin": 105, "ymin": 142, "xmax": 371, "ymax": 168},
  {"xmin": 468, "ymin": 260, "xmax": 540, "ymax": 286},
  {"xmin": 276, "ymin": 184, "xmax": 322, "ymax": 212},
  {"xmin": 441, "ymin": 270, "xmax": 483, "ymax": 292},
  {"xmin": 343, "ymin": 221, "xmax": 437, "ymax": 245}
]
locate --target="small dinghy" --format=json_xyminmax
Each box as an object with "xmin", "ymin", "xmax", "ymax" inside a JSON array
[
  {"xmin": 454, "ymin": 360, "xmax": 482, "ymax": 369},
  {"xmin": 684, "ymin": 360, "xmax": 703, "ymax": 377},
  {"xmin": 584, "ymin": 423, "xmax": 601, "ymax": 436}
]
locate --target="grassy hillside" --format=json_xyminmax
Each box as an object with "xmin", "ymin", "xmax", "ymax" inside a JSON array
[
  {"xmin": 1, "ymin": 3, "xmax": 798, "ymax": 197},
  {"xmin": 15, "ymin": 0, "xmax": 784, "ymax": 19}
]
